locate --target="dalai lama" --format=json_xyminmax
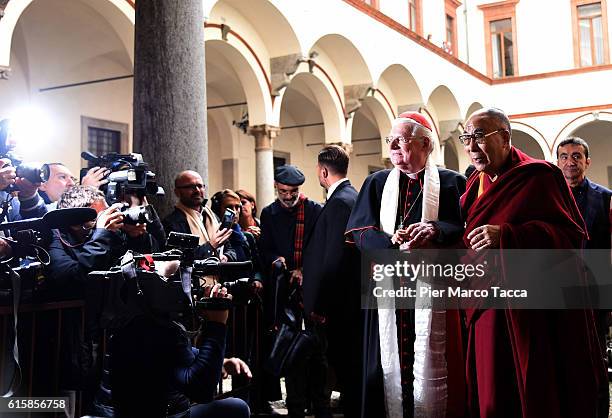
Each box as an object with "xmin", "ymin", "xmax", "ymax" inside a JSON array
[
  {"xmin": 460, "ymin": 107, "xmax": 606, "ymax": 418},
  {"xmin": 346, "ymin": 111, "xmax": 466, "ymax": 418}
]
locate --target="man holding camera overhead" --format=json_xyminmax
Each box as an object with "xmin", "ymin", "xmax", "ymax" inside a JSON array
[{"xmin": 163, "ymin": 170, "xmax": 236, "ymax": 261}]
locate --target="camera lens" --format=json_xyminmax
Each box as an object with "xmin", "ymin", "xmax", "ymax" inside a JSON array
[{"xmin": 16, "ymin": 162, "xmax": 47, "ymax": 183}]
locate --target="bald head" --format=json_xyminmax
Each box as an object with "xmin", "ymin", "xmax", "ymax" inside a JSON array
[
  {"xmin": 468, "ymin": 108, "xmax": 511, "ymax": 133},
  {"xmin": 174, "ymin": 170, "xmax": 205, "ymax": 209},
  {"xmin": 464, "ymin": 107, "xmax": 512, "ymax": 177}
]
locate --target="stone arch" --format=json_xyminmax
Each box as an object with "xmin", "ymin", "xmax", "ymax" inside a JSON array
[
  {"xmin": 207, "ymin": 0, "xmax": 301, "ymax": 57},
  {"xmin": 349, "ymin": 96, "xmax": 393, "ymax": 188},
  {"xmin": 273, "ymin": 71, "xmax": 345, "ymax": 143},
  {"xmin": 425, "ymin": 85, "xmax": 462, "ymax": 165},
  {"xmin": 426, "ymin": 85, "xmax": 462, "ymax": 123},
  {"xmin": 0, "ymin": 0, "xmax": 135, "ymax": 172},
  {"xmin": 510, "ymin": 121, "xmax": 550, "ymax": 160},
  {"xmin": 553, "ymin": 111, "xmax": 612, "ymax": 153},
  {"xmin": 555, "ymin": 114, "xmax": 612, "ymax": 187},
  {"xmin": 275, "ymin": 71, "xmax": 346, "ymax": 200},
  {"xmin": 465, "ymin": 101, "xmax": 483, "ymax": 121},
  {"xmin": 376, "ymin": 64, "xmax": 423, "ymax": 116},
  {"xmin": 206, "ymin": 39, "xmax": 272, "ymax": 126},
  {"xmin": 307, "ymin": 34, "xmax": 373, "ymax": 117},
  {"xmin": 0, "ymin": 0, "xmax": 134, "ymax": 68}
]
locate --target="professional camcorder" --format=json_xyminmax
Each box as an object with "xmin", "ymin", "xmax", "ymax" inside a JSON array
[
  {"xmin": 166, "ymin": 231, "xmax": 255, "ymax": 305},
  {"xmin": 80, "ymin": 151, "xmax": 164, "ymax": 204}
]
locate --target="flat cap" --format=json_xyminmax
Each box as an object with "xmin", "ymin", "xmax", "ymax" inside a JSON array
[{"xmin": 274, "ymin": 165, "xmax": 305, "ymax": 186}]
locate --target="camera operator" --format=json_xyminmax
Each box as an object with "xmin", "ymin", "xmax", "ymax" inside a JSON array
[
  {"xmin": 39, "ymin": 162, "xmax": 109, "ymax": 209},
  {"xmin": 110, "ymin": 283, "xmax": 250, "ymax": 418},
  {"xmin": 0, "ymin": 119, "xmax": 47, "ymax": 221},
  {"xmin": 211, "ymin": 189, "xmax": 263, "ymax": 289},
  {"xmin": 46, "ymin": 185, "xmax": 164, "ymax": 299},
  {"xmin": 163, "ymin": 170, "xmax": 235, "ymax": 261}
]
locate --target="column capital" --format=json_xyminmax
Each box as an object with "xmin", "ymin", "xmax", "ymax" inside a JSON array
[{"xmin": 247, "ymin": 124, "xmax": 280, "ymax": 151}]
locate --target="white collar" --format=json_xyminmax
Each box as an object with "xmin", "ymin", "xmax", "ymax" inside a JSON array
[{"xmin": 326, "ymin": 178, "xmax": 349, "ymax": 199}]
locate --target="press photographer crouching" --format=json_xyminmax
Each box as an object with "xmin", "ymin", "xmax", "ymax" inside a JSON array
[{"xmin": 110, "ymin": 279, "xmax": 250, "ymax": 418}]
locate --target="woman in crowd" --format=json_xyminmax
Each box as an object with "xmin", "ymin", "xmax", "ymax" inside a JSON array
[{"xmin": 236, "ymin": 189, "xmax": 260, "ymax": 239}]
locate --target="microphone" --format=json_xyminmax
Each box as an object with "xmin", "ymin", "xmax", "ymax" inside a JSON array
[{"xmin": 0, "ymin": 207, "xmax": 97, "ymax": 232}]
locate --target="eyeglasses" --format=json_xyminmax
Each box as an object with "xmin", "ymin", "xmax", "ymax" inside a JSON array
[
  {"xmin": 277, "ymin": 188, "xmax": 299, "ymax": 196},
  {"xmin": 384, "ymin": 136, "xmax": 423, "ymax": 145},
  {"xmin": 176, "ymin": 183, "xmax": 205, "ymax": 191},
  {"xmin": 459, "ymin": 129, "xmax": 507, "ymax": 146},
  {"xmin": 226, "ymin": 204, "xmax": 242, "ymax": 211}
]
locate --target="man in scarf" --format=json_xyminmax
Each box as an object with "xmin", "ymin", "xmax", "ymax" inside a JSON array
[
  {"xmin": 346, "ymin": 112, "xmax": 466, "ymax": 418},
  {"xmin": 460, "ymin": 108, "xmax": 606, "ymax": 418},
  {"xmin": 259, "ymin": 164, "xmax": 322, "ymax": 417},
  {"xmin": 163, "ymin": 170, "xmax": 235, "ymax": 261}
]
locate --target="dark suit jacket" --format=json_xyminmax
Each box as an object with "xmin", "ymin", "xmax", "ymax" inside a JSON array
[
  {"xmin": 259, "ymin": 198, "xmax": 322, "ymax": 273},
  {"xmin": 162, "ymin": 207, "xmax": 236, "ymax": 261},
  {"xmin": 582, "ymin": 178, "xmax": 612, "ymax": 250},
  {"xmin": 303, "ymin": 180, "xmax": 358, "ymax": 316}
]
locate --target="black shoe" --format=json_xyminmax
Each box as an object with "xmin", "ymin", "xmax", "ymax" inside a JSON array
[{"xmin": 254, "ymin": 401, "xmax": 282, "ymax": 415}]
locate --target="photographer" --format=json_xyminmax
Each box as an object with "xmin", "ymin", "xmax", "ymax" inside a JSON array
[
  {"xmin": 210, "ymin": 189, "xmax": 263, "ymax": 289},
  {"xmin": 46, "ymin": 185, "xmax": 164, "ymax": 299},
  {"xmin": 110, "ymin": 283, "xmax": 250, "ymax": 418},
  {"xmin": 39, "ymin": 162, "xmax": 109, "ymax": 208},
  {"xmin": 163, "ymin": 170, "xmax": 235, "ymax": 261},
  {"xmin": 0, "ymin": 118, "xmax": 47, "ymax": 221}
]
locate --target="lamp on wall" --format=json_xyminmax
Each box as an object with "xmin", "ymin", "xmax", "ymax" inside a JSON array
[{"xmin": 232, "ymin": 111, "xmax": 249, "ymax": 134}]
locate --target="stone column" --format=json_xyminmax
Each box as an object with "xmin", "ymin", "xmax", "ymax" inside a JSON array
[
  {"xmin": 248, "ymin": 124, "xmax": 280, "ymax": 210},
  {"xmin": 132, "ymin": 0, "xmax": 207, "ymax": 216}
]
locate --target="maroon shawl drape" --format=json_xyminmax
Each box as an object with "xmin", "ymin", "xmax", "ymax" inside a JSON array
[{"xmin": 460, "ymin": 147, "xmax": 605, "ymax": 418}]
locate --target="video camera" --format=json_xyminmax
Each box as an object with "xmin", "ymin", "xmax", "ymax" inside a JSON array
[
  {"xmin": 80, "ymin": 151, "xmax": 164, "ymax": 204},
  {"xmin": 166, "ymin": 231, "xmax": 254, "ymax": 306}
]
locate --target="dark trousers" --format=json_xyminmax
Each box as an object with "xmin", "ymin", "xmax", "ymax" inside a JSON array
[
  {"xmin": 186, "ymin": 398, "xmax": 250, "ymax": 418},
  {"xmin": 285, "ymin": 323, "xmax": 332, "ymax": 418}
]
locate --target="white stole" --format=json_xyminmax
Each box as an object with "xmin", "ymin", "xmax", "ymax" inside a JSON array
[{"xmin": 378, "ymin": 158, "xmax": 447, "ymax": 418}]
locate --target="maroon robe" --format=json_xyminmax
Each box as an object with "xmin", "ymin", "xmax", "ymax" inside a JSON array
[{"xmin": 461, "ymin": 147, "xmax": 606, "ymax": 418}]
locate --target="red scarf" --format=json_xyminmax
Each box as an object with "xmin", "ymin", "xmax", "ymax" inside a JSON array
[{"xmin": 293, "ymin": 193, "xmax": 307, "ymax": 268}]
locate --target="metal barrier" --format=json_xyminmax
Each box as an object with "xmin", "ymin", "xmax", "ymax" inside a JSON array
[
  {"xmin": 0, "ymin": 297, "xmax": 265, "ymax": 416},
  {"xmin": 0, "ymin": 300, "xmax": 86, "ymax": 418}
]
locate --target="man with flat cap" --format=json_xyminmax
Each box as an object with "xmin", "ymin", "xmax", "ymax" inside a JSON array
[
  {"xmin": 259, "ymin": 165, "xmax": 322, "ymax": 418},
  {"xmin": 346, "ymin": 112, "xmax": 466, "ymax": 418}
]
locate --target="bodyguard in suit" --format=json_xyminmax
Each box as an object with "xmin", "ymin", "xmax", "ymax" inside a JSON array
[
  {"xmin": 557, "ymin": 137, "xmax": 612, "ymax": 418},
  {"xmin": 303, "ymin": 145, "xmax": 360, "ymax": 417}
]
